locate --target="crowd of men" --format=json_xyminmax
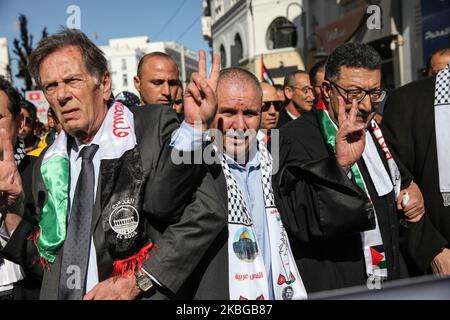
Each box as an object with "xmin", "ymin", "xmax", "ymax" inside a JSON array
[{"xmin": 0, "ymin": 28, "xmax": 449, "ymax": 300}]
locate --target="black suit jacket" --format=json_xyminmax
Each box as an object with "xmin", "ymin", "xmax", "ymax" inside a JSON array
[
  {"xmin": 381, "ymin": 76, "xmax": 449, "ymax": 274},
  {"xmin": 176, "ymin": 138, "xmax": 375, "ymax": 299},
  {"xmin": 276, "ymin": 108, "xmax": 294, "ymax": 129},
  {"xmin": 1, "ymin": 105, "xmax": 205, "ymax": 299},
  {"xmin": 274, "ymin": 111, "xmax": 409, "ymax": 293}
]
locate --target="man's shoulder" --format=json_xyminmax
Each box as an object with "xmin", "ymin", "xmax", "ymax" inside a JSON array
[
  {"xmin": 279, "ymin": 110, "xmax": 319, "ymax": 139},
  {"xmin": 390, "ymin": 76, "xmax": 435, "ymax": 100},
  {"xmin": 128, "ymin": 104, "xmax": 172, "ymax": 119}
]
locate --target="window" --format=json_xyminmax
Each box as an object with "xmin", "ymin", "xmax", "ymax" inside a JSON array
[
  {"xmin": 220, "ymin": 45, "xmax": 226, "ymax": 67},
  {"xmin": 266, "ymin": 17, "xmax": 298, "ymax": 50},
  {"xmin": 122, "ymin": 74, "xmax": 128, "ymax": 87},
  {"xmin": 121, "ymin": 58, "xmax": 127, "ymax": 71},
  {"xmin": 231, "ymin": 33, "xmax": 243, "ymax": 66}
]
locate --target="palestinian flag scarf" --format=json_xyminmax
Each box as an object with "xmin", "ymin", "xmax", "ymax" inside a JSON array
[
  {"xmin": 316, "ymin": 105, "xmax": 401, "ymax": 281},
  {"xmin": 223, "ymin": 138, "xmax": 307, "ymax": 300}
]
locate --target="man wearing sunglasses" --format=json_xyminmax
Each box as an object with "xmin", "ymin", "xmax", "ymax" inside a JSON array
[
  {"xmin": 260, "ymin": 82, "xmax": 282, "ymax": 130},
  {"xmin": 274, "ymin": 43, "xmax": 425, "ymax": 293}
]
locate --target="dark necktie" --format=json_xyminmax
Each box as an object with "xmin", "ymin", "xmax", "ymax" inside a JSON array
[{"xmin": 58, "ymin": 144, "xmax": 99, "ymax": 300}]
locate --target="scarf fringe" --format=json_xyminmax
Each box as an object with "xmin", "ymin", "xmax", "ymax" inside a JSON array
[
  {"xmin": 443, "ymin": 193, "xmax": 450, "ymax": 207},
  {"xmin": 27, "ymin": 229, "xmax": 51, "ymax": 271},
  {"xmin": 112, "ymin": 243, "xmax": 157, "ymax": 278}
]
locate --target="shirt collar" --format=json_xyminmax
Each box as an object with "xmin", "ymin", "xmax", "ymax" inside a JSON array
[
  {"xmin": 286, "ymin": 109, "xmax": 299, "ymax": 120},
  {"xmin": 71, "ymin": 121, "xmax": 105, "ymax": 158}
]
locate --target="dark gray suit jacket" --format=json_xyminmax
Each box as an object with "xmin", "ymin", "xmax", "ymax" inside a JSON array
[{"xmin": 1, "ymin": 105, "xmax": 211, "ymax": 299}]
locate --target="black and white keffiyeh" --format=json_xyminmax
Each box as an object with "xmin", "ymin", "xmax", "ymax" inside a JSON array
[
  {"xmin": 14, "ymin": 139, "xmax": 26, "ymax": 166},
  {"xmin": 434, "ymin": 63, "xmax": 450, "ymax": 206},
  {"xmin": 222, "ymin": 138, "xmax": 307, "ymax": 300}
]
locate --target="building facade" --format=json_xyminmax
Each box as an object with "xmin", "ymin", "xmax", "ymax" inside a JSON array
[
  {"xmin": 203, "ymin": 0, "xmax": 450, "ymax": 89},
  {"xmin": 100, "ymin": 36, "xmax": 198, "ymax": 96},
  {"xmin": 0, "ymin": 38, "xmax": 11, "ymax": 81}
]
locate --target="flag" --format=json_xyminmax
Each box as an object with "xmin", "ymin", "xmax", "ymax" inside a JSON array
[{"xmin": 261, "ymin": 55, "xmax": 274, "ymax": 85}]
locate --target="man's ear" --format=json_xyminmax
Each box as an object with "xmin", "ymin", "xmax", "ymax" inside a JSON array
[
  {"xmin": 101, "ymin": 72, "xmax": 112, "ymax": 101},
  {"xmin": 15, "ymin": 112, "xmax": 25, "ymax": 133},
  {"xmin": 133, "ymin": 75, "xmax": 141, "ymax": 93},
  {"xmin": 284, "ymin": 86, "xmax": 293, "ymax": 100},
  {"xmin": 321, "ymin": 81, "xmax": 331, "ymax": 103}
]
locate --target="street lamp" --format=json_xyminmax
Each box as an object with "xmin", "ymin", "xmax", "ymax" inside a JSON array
[
  {"xmin": 308, "ymin": 32, "xmax": 328, "ymax": 60},
  {"xmin": 278, "ymin": 2, "xmax": 308, "ymax": 68}
]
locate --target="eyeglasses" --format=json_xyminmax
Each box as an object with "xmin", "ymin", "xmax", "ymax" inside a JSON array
[
  {"xmin": 262, "ymin": 100, "xmax": 283, "ymax": 112},
  {"xmin": 288, "ymin": 86, "xmax": 314, "ymax": 95},
  {"xmin": 24, "ymin": 117, "xmax": 33, "ymax": 126},
  {"xmin": 328, "ymin": 80, "xmax": 386, "ymax": 103}
]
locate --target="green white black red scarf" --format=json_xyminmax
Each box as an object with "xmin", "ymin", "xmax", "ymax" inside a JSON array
[
  {"xmin": 29, "ymin": 102, "xmax": 153, "ymax": 275},
  {"xmin": 316, "ymin": 106, "xmax": 401, "ymax": 281}
]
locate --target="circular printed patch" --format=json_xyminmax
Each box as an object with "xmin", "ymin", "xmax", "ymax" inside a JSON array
[
  {"xmin": 109, "ymin": 204, "xmax": 139, "ymax": 235},
  {"xmin": 232, "ymin": 227, "xmax": 259, "ymax": 262}
]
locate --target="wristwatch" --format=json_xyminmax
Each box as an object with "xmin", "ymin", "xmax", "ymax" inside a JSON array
[{"xmin": 135, "ymin": 268, "xmax": 153, "ymax": 292}]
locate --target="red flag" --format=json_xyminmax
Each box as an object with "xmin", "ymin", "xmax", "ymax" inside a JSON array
[{"xmin": 261, "ymin": 55, "xmax": 274, "ymax": 85}]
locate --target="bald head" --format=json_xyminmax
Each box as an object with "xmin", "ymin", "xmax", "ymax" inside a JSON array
[
  {"xmin": 217, "ymin": 68, "xmax": 263, "ymax": 103},
  {"xmin": 260, "ymin": 82, "xmax": 278, "ymax": 102},
  {"xmin": 137, "ymin": 52, "xmax": 179, "ymax": 78},
  {"xmin": 134, "ymin": 52, "xmax": 180, "ymax": 105}
]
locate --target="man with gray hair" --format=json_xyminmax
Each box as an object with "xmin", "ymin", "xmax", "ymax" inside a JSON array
[
  {"xmin": 275, "ymin": 42, "xmax": 426, "ymax": 293},
  {"xmin": 276, "ymin": 70, "xmax": 314, "ymax": 128},
  {"xmin": 0, "ymin": 28, "xmax": 223, "ymax": 300}
]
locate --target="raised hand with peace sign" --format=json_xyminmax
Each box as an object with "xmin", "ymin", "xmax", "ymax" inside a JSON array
[
  {"xmin": 184, "ymin": 50, "xmax": 221, "ymax": 131},
  {"xmin": 0, "ymin": 128, "xmax": 24, "ymax": 234},
  {"xmin": 335, "ymin": 97, "xmax": 368, "ymax": 172}
]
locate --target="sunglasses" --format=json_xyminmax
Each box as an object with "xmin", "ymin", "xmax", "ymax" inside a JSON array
[
  {"xmin": 262, "ymin": 100, "xmax": 283, "ymax": 112},
  {"xmin": 173, "ymin": 99, "xmax": 183, "ymax": 106},
  {"xmin": 24, "ymin": 117, "xmax": 33, "ymax": 126}
]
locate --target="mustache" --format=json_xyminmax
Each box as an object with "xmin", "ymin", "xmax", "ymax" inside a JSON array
[{"xmin": 225, "ymin": 129, "xmax": 256, "ymax": 139}]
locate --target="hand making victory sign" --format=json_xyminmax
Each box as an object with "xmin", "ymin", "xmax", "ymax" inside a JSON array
[
  {"xmin": 335, "ymin": 97, "xmax": 367, "ymax": 172},
  {"xmin": 184, "ymin": 50, "xmax": 221, "ymax": 131},
  {"xmin": 0, "ymin": 128, "xmax": 24, "ymax": 234}
]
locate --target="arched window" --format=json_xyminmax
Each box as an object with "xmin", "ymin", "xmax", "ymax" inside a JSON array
[
  {"xmin": 231, "ymin": 33, "xmax": 244, "ymax": 67},
  {"xmin": 220, "ymin": 45, "xmax": 226, "ymax": 67},
  {"xmin": 266, "ymin": 17, "xmax": 297, "ymax": 50}
]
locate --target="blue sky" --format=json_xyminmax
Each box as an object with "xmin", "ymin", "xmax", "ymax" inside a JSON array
[{"xmin": 0, "ymin": 0, "xmax": 209, "ymax": 87}]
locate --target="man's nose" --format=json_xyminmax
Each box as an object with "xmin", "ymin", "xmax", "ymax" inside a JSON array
[
  {"xmin": 56, "ymin": 83, "xmax": 71, "ymax": 106},
  {"xmin": 162, "ymin": 81, "xmax": 170, "ymax": 96},
  {"xmin": 232, "ymin": 114, "xmax": 247, "ymax": 130},
  {"xmin": 358, "ymin": 94, "xmax": 373, "ymax": 112},
  {"xmin": 268, "ymin": 104, "xmax": 276, "ymax": 115}
]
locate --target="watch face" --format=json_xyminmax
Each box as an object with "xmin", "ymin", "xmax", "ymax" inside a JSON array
[{"xmin": 138, "ymin": 276, "xmax": 153, "ymax": 292}]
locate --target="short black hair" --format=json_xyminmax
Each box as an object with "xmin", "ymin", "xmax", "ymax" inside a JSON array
[
  {"xmin": 137, "ymin": 51, "xmax": 179, "ymax": 78},
  {"xmin": 325, "ymin": 43, "xmax": 381, "ymax": 81},
  {"xmin": 283, "ymin": 70, "xmax": 309, "ymax": 87},
  {"xmin": 425, "ymin": 47, "xmax": 450, "ymax": 75},
  {"xmin": 20, "ymin": 100, "xmax": 38, "ymax": 125},
  {"xmin": 309, "ymin": 60, "xmax": 326, "ymax": 86},
  {"xmin": 0, "ymin": 76, "xmax": 23, "ymax": 119}
]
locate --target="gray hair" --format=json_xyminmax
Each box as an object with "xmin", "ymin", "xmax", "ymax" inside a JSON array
[{"xmin": 29, "ymin": 27, "xmax": 108, "ymax": 87}]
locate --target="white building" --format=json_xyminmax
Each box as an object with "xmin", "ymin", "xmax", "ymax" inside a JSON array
[
  {"xmin": 100, "ymin": 36, "xmax": 198, "ymax": 96},
  {"xmin": 0, "ymin": 38, "xmax": 11, "ymax": 81},
  {"xmin": 202, "ymin": 0, "xmax": 318, "ymax": 84}
]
